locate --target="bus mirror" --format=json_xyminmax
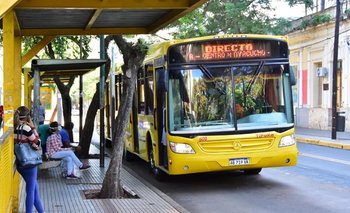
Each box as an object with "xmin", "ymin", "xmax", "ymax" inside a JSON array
[{"xmin": 289, "ymin": 67, "xmax": 296, "ymax": 86}]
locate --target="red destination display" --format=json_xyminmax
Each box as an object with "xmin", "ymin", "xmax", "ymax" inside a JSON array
[
  {"xmin": 168, "ymin": 39, "xmax": 288, "ymax": 64},
  {"xmin": 190, "ymin": 43, "xmax": 270, "ymax": 61}
]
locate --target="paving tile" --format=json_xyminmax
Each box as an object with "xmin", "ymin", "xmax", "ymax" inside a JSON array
[{"xmin": 19, "ymin": 158, "xmax": 182, "ymax": 213}]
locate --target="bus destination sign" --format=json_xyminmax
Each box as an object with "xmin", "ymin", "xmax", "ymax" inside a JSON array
[
  {"xmin": 168, "ymin": 39, "xmax": 288, "ymax": 64},
  {"xmin": 192, "ymin": 43, "xmax": 270, "ymax": 61}
]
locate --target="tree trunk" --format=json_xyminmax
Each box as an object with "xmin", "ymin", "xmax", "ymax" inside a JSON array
[
  {"xmin": 99, "ymin": 36, "xmax": 147, "ymax": 198},
  {"xmin": 62, "ymin": 92, "xmax": 73, "ymax": 140},
  {"xmin": 78, "ymin": 88, "xmax": 99, "ymax": 158},
  {"xmin": 54, "ymin": 76, "xmax": 75, "ymax": 140},
  {"xmin": 78, "ymin": 35, "xmax": 113, "ymax": 158},
  {"xmin": 100, "ymin": 69, "xmax": 137, "ymax": 198}
]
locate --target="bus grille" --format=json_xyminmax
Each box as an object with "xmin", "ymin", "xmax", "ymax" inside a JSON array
[{"xmin": 198, "ymin": 138, "xmax": 274, "ymax": 153}]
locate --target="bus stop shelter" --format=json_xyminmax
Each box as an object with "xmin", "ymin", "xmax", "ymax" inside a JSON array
[
  {"xmin": 30, "ymin": 59, "xmax": 107, "ymax": 139},
  {"xmin": 0, "ymin": 0, "xmax": 207, "ymax": 211}
]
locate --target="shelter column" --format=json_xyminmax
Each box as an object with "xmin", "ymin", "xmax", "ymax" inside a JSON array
[
  {"xmin": 99, "ymin": 35, "xmax": 105, "ymax": 167},
  {"xmin": 32, "ymin": 68, "xmax": 40, "ymax": 128},
  {"xmin": 23, "ymin": 68, "xmax": 31, "ymax": 107},
  {"xmin": 3, "ymin": 10, "xmax": 21, "ymax": 130}
]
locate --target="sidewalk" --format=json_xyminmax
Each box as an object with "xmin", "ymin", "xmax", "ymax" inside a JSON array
[
  {"xmin": 19, "ymin": 146, "xmax": 188, "ymax": 213},
  {"xmin": 295, "ymin": 127, "xmax": 350, "ymax": 150}
]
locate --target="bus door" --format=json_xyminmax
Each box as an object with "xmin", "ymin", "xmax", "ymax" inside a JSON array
[
  {"xmin": 131, "ymin": 91, "xmax": 139, "ymax": 153},
  {"xmin": 137, "ymin": 65, "xmax": 154, "ymax": 158},
  {"xmin": 155, "ymin": 68, "xmax": 167, "ymax": 168},
  {"xmin": 133, "ymin": 65, "xmax": 153, "ymax": 158}
]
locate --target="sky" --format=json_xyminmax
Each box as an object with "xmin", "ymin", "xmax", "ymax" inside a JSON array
[
  {"xmin": 272, "ymin": 0, "xmax": 336, "ymax": 19},
  {"xmin": 272, "ymin": 0, "xmax": 306, "ymax": 18}
]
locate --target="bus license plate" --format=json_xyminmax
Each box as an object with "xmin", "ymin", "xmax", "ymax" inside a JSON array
[{"xmin": 229, "ymin": 158, "xmax": 250, "ymax": 166}]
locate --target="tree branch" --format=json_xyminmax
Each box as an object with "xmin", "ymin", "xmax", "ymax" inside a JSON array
[
  {"xmin": 67, "ymin": 76, "xmax": 75, "ymax": 88},
  {"xmin": 46, "ymin": 42, "xmax": 56, "ymax": 59},
  {"xmin": 54, "ymin": 76, "xmax": 65, "ymax": 92}
]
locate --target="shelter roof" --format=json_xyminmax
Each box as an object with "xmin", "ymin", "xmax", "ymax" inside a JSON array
[
  {"xmin": 30, "ymin": 59, "xmax": 106, "ymax": 82},
  {"xmin": 0, "ymin": 0, "xmax": 207, "ymax": 36}
]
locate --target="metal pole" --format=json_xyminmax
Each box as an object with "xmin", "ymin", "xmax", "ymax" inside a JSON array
[
  {"xmin": 331, "ymin": 0, "xmax": 341, "ymax": 139},
  {"xmin": 57, "ymin": 91, "xmax": 62, "ymax": 125},
  {"xmin": 79, "ymin": 36, "xmax": 83, "ymax": 144},
  {"xmin": 110, "ymin": 47, "xmax": 116, "ymax": 143},
  {"xmin": 99, "ymin": 35, "xmax": 105, "ymax": 167},
  {"xmin": 79, "ymin": 75, "xmax": 83, "ymax": 143},
  {"xmin": 33, "ymin": 68, "xmax": 40, "ymax": 128}
]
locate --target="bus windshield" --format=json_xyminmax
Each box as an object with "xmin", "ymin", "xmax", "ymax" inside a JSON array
[{"xmin": 168, "ymin": 63, "xmax": 293, "ymax": 134}]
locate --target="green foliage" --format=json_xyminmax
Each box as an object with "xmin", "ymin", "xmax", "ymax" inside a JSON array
[
  {"xmin": 22, "ymin": 36, "xmax": 43, "ymax": 56},
  {"xmin": 168, "ymin": 0, "xmax": 294, "ymax": 39},
  {"xmin": 22, "ymin": 36, "xmax": 92, "ymax": 59},
  {"xmin": 270, "ymin": 18, "xmax": 293, "ymax": 35},
  {"xmin": 21, "ymin": 35, "xmax": 94, "ymax": 107},
  {"xmin": 285, "ymin": 0, "xmax": 314, "ymax": 9},
  {"xmin": 311, "ymin": 14, "xmax": 331, "ymax": 26},
  {"xmin": 344, "ymin": 9, "xmax": 350, "ymax": 17},
  {"xmin": 168, "ymin": 7, "xmax": 207, "ymax": 39},
  {"xmin": 298, "ymin": 14, "xmax": 331, "ymax": 30}
]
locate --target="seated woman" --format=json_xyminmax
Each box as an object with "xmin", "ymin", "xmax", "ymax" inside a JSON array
[{"xmin": 46, "ymin": 121, "xmax": 90, "ymax": 179}]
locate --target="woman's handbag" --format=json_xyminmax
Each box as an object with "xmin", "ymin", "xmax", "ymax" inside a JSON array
[{"xmin": 14, "ymin": 125, "xmax": 43, "ymax": 168}]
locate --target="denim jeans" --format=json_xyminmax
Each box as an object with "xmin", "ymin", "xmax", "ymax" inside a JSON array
[
  {"xmin": 17, "ymin": 166, "xmax": 45, "ymax": 213},
  {"xmin": 51, "ymin": 150, "xmax": 83, "ymax": 175}
]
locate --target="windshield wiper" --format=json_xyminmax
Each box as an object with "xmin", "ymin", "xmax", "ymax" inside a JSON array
[
  {"xmin": 244, "ymin": 61, "xmax": 265, "ymax": 95},
  {"xmin": 199, "ymin": 65, "xmax": 226, "ymax": 95}
]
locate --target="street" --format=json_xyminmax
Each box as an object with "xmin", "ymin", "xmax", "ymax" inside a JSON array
[{"xmin": 123, "ymin": 143, "xmax": 350, "ymax": 213}]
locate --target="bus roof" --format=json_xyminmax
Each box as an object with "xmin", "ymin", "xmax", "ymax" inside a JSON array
[{"xmin": 144, "ymin": 34, "xmax": 288, "ymax": 65}]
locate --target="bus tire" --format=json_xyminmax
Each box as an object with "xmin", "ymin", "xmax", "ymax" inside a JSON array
[
  {"xmin": 242, "ymin": 168, "xmax": 262, "ymax": 175},
  {"xmin": 148, "ymin": 146, "xmax": 166, "ymax": 181}
]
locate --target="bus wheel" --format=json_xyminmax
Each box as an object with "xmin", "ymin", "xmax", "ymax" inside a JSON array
[
  {"xmin": 242, "ymin": 168, "xmax": 262, "ymax": 175},
  {"xmin": 148, "ymin": 147, "xmax": 166, "ymax": 181}
]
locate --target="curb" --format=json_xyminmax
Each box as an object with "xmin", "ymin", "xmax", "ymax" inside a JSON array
[
  {"xmin": 296, "ymin": 136, "xmax": 350, "ymax": 150},
  {"xmin": 122, "ymin": 165, "xmax": 190, "ymax": 213},
  {"xmin": 103, "ymin": 145, "xmax": 189, "ymax": 213}
]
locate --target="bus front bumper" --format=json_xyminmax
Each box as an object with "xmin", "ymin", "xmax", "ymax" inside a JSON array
[{"xmin": 167, "ymin": 148, "xmax": 298, "ymax": 175}]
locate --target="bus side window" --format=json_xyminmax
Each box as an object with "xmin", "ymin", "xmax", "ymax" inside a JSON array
[
  {"xmin": 145, "ymin": 65, "xmax": 154, "ymax": 115},
  {"xmin": 116, "ymin": 74, "xmax": 123, "ymax": 111},
  {"xmin": 137, "ymin": 68, "xmax": 145, "ymax": 114}
]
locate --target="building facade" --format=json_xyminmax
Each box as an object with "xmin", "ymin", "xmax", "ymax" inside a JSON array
[{"xmin": 287, "ymin": 6, "xmax": 350, "ymax": 132}]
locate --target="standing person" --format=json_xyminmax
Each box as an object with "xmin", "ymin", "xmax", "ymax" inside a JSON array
[
  {"xmin": 39, "ymin": 101, "xmax": 46, "ymax": 125},
  {"xmin": 14, "ymin": 106, "xmax": 45, "ymax": 213},
  {"xmin": 46, "ymin": 121, "xmax": 90, "ymax": 179}
]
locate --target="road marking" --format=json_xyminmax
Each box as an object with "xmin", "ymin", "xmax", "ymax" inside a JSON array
[{"xmin": 299, "ymin": 152, "xmax": 350, "ymax": 166}]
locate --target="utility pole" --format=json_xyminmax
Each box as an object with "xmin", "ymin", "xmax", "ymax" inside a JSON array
[{"xmin": 331, "ymin": 0, "xmax": 341, "ymax": 139}]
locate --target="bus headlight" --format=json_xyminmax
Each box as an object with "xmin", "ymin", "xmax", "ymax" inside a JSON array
[
  {"xmin": 279, "ymin": 135, "xmax": 296, "ymax": 147},
  {"xmin": 169, "ymin": 142, "xmax": 195, "ymax": 154}
]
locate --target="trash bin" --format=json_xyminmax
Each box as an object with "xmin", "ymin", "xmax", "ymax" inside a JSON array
[{"xmin": 336, "ymin": 112, "xmax": 345, "ymax": 132}]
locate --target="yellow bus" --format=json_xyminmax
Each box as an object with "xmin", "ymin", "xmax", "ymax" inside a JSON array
[{"xmin": 118, "ymin": 34, "xmax": 298, "ymax": 180}]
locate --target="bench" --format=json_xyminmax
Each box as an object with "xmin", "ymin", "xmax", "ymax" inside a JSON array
[{"xmin": 38, "ymin": 154, "xmax": 62, "ymax": 170}]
